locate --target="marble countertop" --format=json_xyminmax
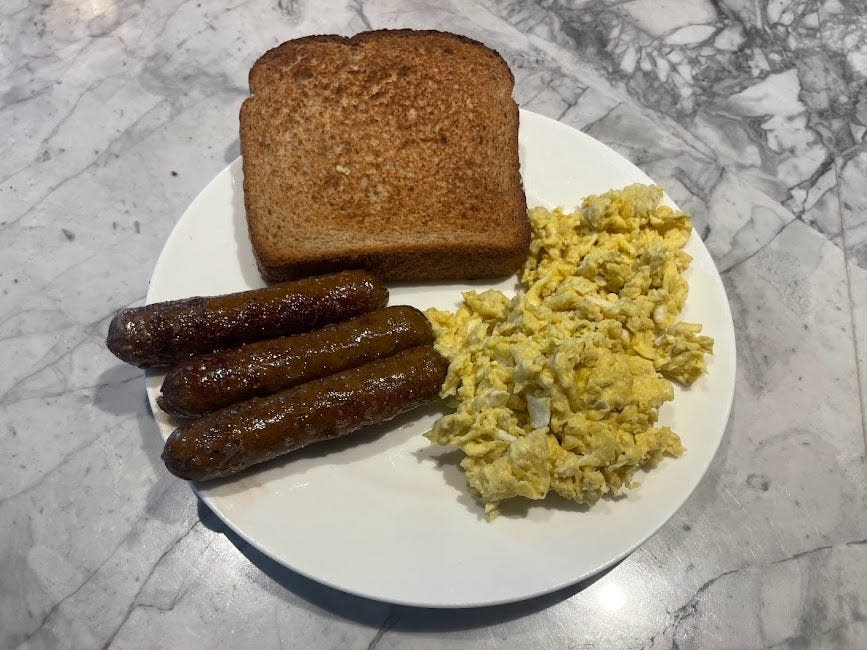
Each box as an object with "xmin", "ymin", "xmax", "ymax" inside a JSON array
[{"xmin": 3, "ymin": 0, "xmax": 866, "ymax": 648}]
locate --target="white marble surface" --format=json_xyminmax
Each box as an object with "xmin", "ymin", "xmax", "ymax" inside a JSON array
[{"xmin": 2, "ymin": 0, "xmax": 866, "ymax": 647}]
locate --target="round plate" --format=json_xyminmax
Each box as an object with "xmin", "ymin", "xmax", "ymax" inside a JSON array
[{"xmin": 145, "ymin": 109, "xmax": 736, "ymax": 608}]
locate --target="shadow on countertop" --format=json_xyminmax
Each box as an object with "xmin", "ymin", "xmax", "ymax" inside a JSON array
[{"xmin": 196, "ymin": 498, "xmax": 613, "ymax": 631}]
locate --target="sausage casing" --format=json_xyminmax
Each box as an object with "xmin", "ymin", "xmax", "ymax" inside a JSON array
[
  {"xmin": 157, "ymin": 306, "xmax": 434, "ymax": 418},
  {"xmin": 161, "ymin": 346, "xmax": 449, "ymax": 481},
  {"xmin": 106, "ymin": 270, "xmax": 388, "ymax": 368}
]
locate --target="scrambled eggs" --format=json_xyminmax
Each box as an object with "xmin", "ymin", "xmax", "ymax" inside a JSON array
[{"xmin": 426, "ymin": 184, "xmax": 713, "ymax": 519}]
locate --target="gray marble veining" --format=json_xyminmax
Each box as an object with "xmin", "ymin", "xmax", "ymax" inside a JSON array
[{"xmin": 2, "ymin": 0, "xmax": 866, "ymax": 648}]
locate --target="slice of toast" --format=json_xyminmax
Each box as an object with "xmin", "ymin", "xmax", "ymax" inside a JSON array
[{"xmin": 239, "ymin": 29, "xmax": 529, "ymax": 283}]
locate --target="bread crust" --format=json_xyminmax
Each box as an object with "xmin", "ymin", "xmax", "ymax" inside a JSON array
[{"xmin": 240, "ymin": 29, "xmax": 528, "ymax": 283}]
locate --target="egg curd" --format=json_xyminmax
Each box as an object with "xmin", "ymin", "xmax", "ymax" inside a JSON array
[{"xmin": 425, "ymin": 184, "xmax": 714, "ymax": 519}]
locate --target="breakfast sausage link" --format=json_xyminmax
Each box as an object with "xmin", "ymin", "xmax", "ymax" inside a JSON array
[
  {"xmin": 157, "ymin": 306, "xmax": 434, "ymax": 418},
  {"xmin": 106, "ymin": 270, "xmax": 388, "ymax": 368},
  {"xmin": 161, "ymin": 346, "xmax": 449, "ymax": 481}
]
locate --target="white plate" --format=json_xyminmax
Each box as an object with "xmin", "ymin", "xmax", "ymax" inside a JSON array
[{"xmin": 145, "ymin": 109, "xmax": 736, "ymax": 608}]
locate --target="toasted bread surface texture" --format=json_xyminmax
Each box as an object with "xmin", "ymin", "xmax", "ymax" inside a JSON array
[{"xmin": 240, "ymin": 29, "xmax": 528, "ymax": 282}]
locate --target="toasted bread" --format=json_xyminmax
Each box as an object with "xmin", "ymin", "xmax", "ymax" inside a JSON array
[{"xmin": 239, "ymin": 29, "xmax": 529, "ymax": 282}]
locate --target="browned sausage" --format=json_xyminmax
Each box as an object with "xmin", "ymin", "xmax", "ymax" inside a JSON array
[
  {"xmin": 161, "ymin": 346, "xmax": 448, "ymax": 481},
  {"xmin": 157, "ymin": 306, "xmax": 434, "ymax": 418},
  {"xmin": 106, "ymin": 270, "xmax": 388, "ymax": 368}
]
